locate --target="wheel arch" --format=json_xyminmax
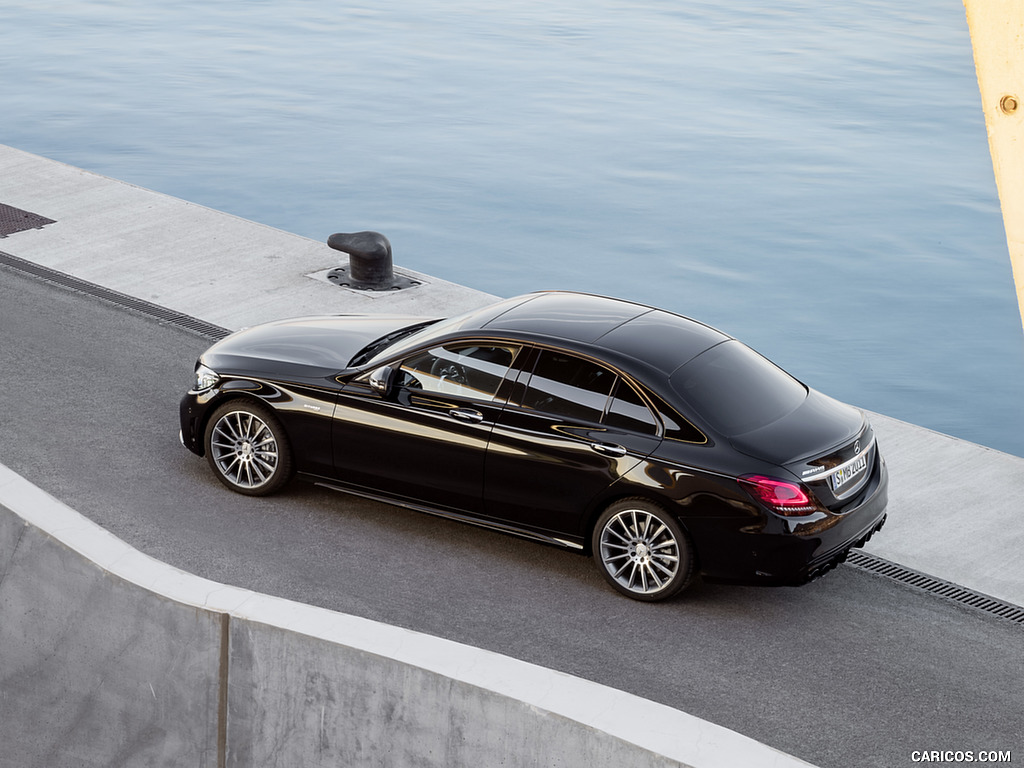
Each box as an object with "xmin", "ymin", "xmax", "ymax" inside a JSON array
[
  {"xmin": 191, "ymin": 380, "xmax": 283, "ymax": 457},
  {"xmin": 580, "ymin": 487, "xmax": 700, "ymax": 565}
]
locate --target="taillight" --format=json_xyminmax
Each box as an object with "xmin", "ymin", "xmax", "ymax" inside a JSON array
[{"xmin": 738, "ymin": 475, "xmax": 819, "ymax": 516}]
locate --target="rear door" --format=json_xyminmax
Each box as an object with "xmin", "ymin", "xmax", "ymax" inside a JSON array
[{"xmin": 482, "ymin": 347, "xmax": 662, "ymax": 540}]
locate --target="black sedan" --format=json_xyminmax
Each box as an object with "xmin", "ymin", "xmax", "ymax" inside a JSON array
[{"xmin": 180, "ymin": 291, "xmax": 887, "ymax": 601}]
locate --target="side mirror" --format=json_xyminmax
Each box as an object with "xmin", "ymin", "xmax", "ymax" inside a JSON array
[{"xmin": 368, "ymin": 365, "xmax": 396, "ymax": 396}]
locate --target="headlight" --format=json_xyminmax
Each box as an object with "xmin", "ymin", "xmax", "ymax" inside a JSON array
[{"xmin": 192, "ymin": 364, "xmax": 220, "ymax": 393}]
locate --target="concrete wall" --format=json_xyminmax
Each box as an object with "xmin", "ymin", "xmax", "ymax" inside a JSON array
[
  {"xmin": 0, "ymin": 464, "xmax": 814, "ymax": 768},
  {"xmin": 0, "ymin": 507, "xmax": 222, "ymax": 767}
]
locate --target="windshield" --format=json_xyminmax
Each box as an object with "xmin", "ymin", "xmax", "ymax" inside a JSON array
[
  {"xmin": 361, "ymin": 308, "xmax": 487, "ymax": 367},
  {"xmin": 362, "ymin": 296, "xmax": 531, "ymax": 368},
  {"xmin": 670, "ymin": 340, "xmax": 806, "ymax": 435},
  {"xmin": 348, "ymin": 320, "xmax": 440, "ymax": 367}
]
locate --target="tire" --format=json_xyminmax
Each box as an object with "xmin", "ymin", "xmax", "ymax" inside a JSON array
[
  {"xmin": 204, "ymin": 400, "xmax": 293, "ymax": 496},
  {"xmin": 592, "ymin": 498, "xmax": 695, "ymax": 601}
]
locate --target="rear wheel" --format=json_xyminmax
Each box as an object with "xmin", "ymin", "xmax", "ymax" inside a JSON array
[
  {"xmin": 204, "ymin": 400, "xmax": 293, "ymax": 496},
  {"xmin": 592, "ymin": 498, "xmax": 694, "ymax": 601}
]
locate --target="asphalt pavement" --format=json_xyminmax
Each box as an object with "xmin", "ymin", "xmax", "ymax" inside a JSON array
[{"xmin": 2, "ymin": 143, "xmax": 1023, "ymax": 767}]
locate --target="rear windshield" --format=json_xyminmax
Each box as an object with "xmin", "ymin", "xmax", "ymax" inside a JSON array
[{"xmin": 670, "ymin": 340, "xmax": 806, "ymax": 435}]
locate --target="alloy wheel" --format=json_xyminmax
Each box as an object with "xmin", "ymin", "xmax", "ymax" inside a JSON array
[
  {"xmin": 597, "ymin": 504, "xmax": 689, "ymax": 599},
  {"xmin": 209, "ymin": 408, "xmax": 281, "ymax": 491}
]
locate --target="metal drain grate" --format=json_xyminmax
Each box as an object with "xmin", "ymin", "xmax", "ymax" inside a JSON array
[
  {"xmin": 0, "ymin": 203, "xmax": 56, "ymax": 237},
  {"xmin": 846, "ymin": 549, "xmax": 1024, "ymax": 625},
  {"xmin": 0, "ymin": 250, "xmax": 230, "ymax": 340}
]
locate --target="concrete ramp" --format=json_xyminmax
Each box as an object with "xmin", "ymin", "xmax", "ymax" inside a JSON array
[{"xmin": 0, "ymin": 464, "xmax": 814, "ymax": 768}]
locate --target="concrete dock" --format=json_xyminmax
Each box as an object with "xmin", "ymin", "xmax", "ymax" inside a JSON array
[{"xmin": 1, "ymin": 143, "xmax": 1022, "ymax": 766}]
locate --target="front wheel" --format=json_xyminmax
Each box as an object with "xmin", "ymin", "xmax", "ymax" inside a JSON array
[
  {"xmin": 592, "ymin": 498, "xmax": 695, "ymax": 601},
  {"xmin": 204, "ymin": 400, "xmax": 293, "ymax": 496}
]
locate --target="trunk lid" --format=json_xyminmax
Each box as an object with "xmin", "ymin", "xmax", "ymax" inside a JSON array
[{"xmin": 730, "ymin": 389, "xmax": 876, "ymax": 509}]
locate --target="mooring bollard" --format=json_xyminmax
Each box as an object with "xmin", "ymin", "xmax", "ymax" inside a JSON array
[{"xmin": 326, "ymin": 230, "xmax": 418, "ymax": 291}]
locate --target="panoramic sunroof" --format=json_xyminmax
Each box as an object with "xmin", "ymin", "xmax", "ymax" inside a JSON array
[{"xmin": 483, "ymin": 292, "xmax": 645, "ymax": 343}]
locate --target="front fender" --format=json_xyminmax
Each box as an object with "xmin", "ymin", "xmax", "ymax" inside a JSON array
[{"xmin": 178, "ymin": 378, "xmax": 289, "ymax": 456}]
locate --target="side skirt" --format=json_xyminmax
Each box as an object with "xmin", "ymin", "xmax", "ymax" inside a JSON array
[{"xmin": 309, "ymin": 476, "xmax": 585, "ymax": 552}]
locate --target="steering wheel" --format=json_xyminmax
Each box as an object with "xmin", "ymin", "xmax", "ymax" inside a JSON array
[{"xmin": 430, "ymin": 357, "xmax": 468, "ymax": 388}]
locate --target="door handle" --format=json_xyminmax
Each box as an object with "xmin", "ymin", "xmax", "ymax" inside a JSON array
[
  {"xmin": 590, "ymin": 442, "xmax": 627, "ymax": 457},
  {"xmin": 449, "ymin": 408, "xmax": 484, "ymax": 424}
]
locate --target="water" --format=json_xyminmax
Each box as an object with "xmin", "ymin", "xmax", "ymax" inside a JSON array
[{"xmin": 4, "ymin": 0, "xmax": 1024, "ymax": 457}]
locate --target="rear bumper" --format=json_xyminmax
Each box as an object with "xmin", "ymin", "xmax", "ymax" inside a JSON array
[
  {"xmin": 802, "ymin": 509, "xmax": 887, "ymax": 583},
  {"xmin": 701, "ymin": 454, "xmax": 889, "ymax": 586}
]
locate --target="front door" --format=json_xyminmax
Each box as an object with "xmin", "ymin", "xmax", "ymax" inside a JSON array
[{"xmin": 332, "ymin": 342, "xmax": 521, "ymax": 513}]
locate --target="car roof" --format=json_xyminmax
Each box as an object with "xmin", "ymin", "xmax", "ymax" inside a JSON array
[{"xmin": 482, "ymin": 292, "xmax": 730, "ymax": 374}]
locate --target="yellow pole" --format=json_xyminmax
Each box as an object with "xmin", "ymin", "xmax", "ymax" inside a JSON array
[{"xmin": 963, "ymin": 0, "xmax": 1024, "ymax": 333}]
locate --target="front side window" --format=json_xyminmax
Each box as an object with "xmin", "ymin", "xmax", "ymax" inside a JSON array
[{"xmin": 398, "ymin": 344, "xmax": 519, "ymax": 402}]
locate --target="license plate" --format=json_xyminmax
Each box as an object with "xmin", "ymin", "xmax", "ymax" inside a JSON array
[{"xmin": 830, "ymin": 453, "xmax": 867, "ymax": 491}]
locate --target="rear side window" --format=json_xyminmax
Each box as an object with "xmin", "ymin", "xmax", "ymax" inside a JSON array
[
  {"xmin": 520, "ymin": 350, "xmax": 663, "ymax": 437},
  {"xmin": 521, "ymin": 350, "xmax": 614, "ymax": 423},
  {"xmin": 605, "ymin": 379, "xmax": 658, "ymax": 435},
  {"xmin": 670, "ymin": 341, "xmax": 806, "ymax": 435}
]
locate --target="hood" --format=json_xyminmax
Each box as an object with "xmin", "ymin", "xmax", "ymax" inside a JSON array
[
  {"xmin": 202, "ymin": 314, "xmax": 430, "ymax": 377},
  {"xmin": 729, "ymin": 388, "xmax": 865, "ymax": 466}
]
